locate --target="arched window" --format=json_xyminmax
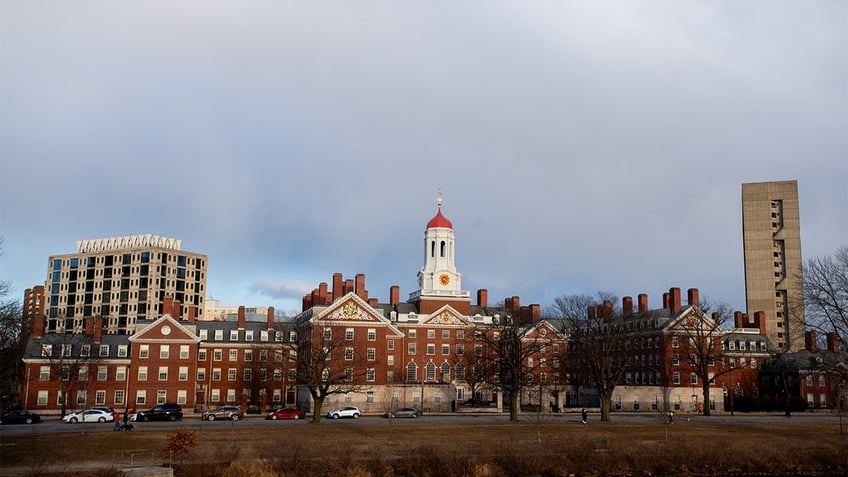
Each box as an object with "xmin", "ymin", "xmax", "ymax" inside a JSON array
[
  {"xmin": 441, "ymin": 362, "xmax": 451, "ymax": 381},
  {"xmin": 426, "ymin": 362, "xmax": 437, "ymax": 381},
  {"xmin": 407, "ymin": 362, "xmax": 417, "ymax": 382},
  {"xmin": 430, "ymin": 241, "xmax": 435, "ymax": 258},
  {"xmin": 456, "ymin": 363, "xmax": 465, "ymax": 381},
  {"xmin": 440, "ymin": 241, "xmax": 446, "ymax": 257}
]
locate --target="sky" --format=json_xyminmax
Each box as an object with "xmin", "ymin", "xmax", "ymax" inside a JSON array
[{"xmin": 1, "ymin": 1, "xmax": 846, "ymax": 317}]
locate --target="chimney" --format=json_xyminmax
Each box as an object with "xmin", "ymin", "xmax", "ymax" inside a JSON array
[
  {"xmin": 355, "ymin": 274, "xmax": 366, "ymax": 300},
  {"xmin": 344, "ymin": 279, "xmax": 354, "ymax": 295},
  {"xmin": 687, "ymin": 288, "xmax": 699, "ymax": 307},
  {"xmin": 734, "ymin": 311, "xmax": 744, "ymax": 328},
  {"xmin": 826, "ymin": 332, "xmax": 840, "ymax": 354},
  {"xmin": 302, "ymin": 294, "xmax": 313, "ymax": 312},
  {"xmin": 638, "ymin": 294, "xmax": 648, "ymax": 316},
  {"xmin": 805, "ymin": 331, "xmax": 817, "ymax": 353},
  {"xmin": 188, "ymin": 306, "xmax": 196, "ymax": 324},
  {"xmin": 93, "ymin": 317, "xmax": 103, "ymax": 344},
  {"xmin": 267, "ymin": 307, "xmax": 275, "ymax": 330},
  {"xmin": 669, "ymin": 288, "xmax": 682, "ymax": 314},
  {"xmin": 753, "ymin": 311, "xmax": 766, "ymax": 335},
  {"xmin": 600, "ymin": 300, "xmax": 614, "ymax": 321},
  {"xmin": 390, "ymin": 285, "xmax": 400, "ymax": 307},
  {"xmin": 623, "ymin": 296, "xmax": 633, "ymax": 318},
  {"xmin": 530, "ymin": 304, "xmax": 541, "ymax": 323},
  {"xmin": 318, "ymin": 282, "xmax": 329, "ymax": 304},
  {"xmin": 332, "ymin": 273, "xmax": 343, "ymax": 302},
  {"xmin": 85, "ymin": 317, "xmax": 94, "ymax": 335},
  {"xmin": 477, "ymin": 289, "xmax": 488, "ymax": 309},
  {"xmin": 238, "ymin": 306, "xmax": 246, "ymax": 330},
  {"xmin": 662, "ymin": 293, "xmax": 670, "ymax": 309},
  {"xmin": 368, "ymin": 298, "xmax": 378, "ymax": 307},
  {"xmin": 510, "ymin": 296, "xmax": 520, "ymax": 317},
  {"xmin": 587, "ymin": 306, "xmax": 596, "ymax": 320},
  {"xmin": 32, "ymin": 314, "xmax": 45, "ymax": 339}
]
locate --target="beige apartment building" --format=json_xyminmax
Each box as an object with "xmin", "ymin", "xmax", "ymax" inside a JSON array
[
  {"xmin": 741, "ymin": 180, "xmax": 804, "ymax": 351},
  {"xmin": 42, "ymin": 234, "xmax": 208, "ymax": 335}
]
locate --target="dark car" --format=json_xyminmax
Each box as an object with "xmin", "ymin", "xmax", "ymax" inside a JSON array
[
  {"xmin": 136, "ymin": 403, "xmax": 183, "ymax": 422},
  {"xmin": 266, "ymin": 408, "xmax": 305, "ymax": 420},
  {"xmin": 383, "ymin": 407, "xmax": 422, "ymax": 418},
  {"xmin": 202, "ymin": 405, "xmax": 244, "ymax": 421},
  {"xmin": 1, "ymin": 410, "xmax": 41, "ymax": 425}
]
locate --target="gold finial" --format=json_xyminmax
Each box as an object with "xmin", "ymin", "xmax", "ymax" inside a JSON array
[{"xmin": 437, "ymin": 188, "xmax": 443, "ymax": 209}]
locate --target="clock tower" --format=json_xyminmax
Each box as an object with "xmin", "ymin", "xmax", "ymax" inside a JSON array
[{"xmin": 413, "ymin": 191, "xmax": 471, "ymax": 314}]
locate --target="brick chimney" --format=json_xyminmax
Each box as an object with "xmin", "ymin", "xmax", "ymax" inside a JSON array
[
  {"xmin": 600, "ymin": 300, "xmax": 614, "ymax": 321},
  {"xmin": 267, "ymin": 307, "xmax": 275, "ymax": 330},
  {"xmin": 826, "ymin": 332, "xmax": 840, "ymax": 354},
  {"xmin": 368, "ymin": 298, "xmax": 378, "ymax": 307},
  {"xmin": 669, "ymin": 288, "xmax": 682, "ymax": 315},
  {"xmin": 753, "ymin": 311, "xmax": 767, "ymax": 335},
  {"xmin": 32, "ymin": 315, "xmax": 45, "ymax": 339},
  {"xmin": 477, "ymin": 289, "xmax": 488, "ymax": 309},
  {"xmin": 390, "ymin": 285, "xmax": 400, "ymax": 307},
  {"xmin": 662, "ymin": 292, "xmax": 670, "ymax": 309},
  {"xmin": 93, "ymin": 317, "xmax": 103, "ymax": 344},
  {"xmin": 332, "ymin": 273, "xmax": 343, "ymax": 302},
  {"xmin": 302, "ymin": 294, "xmax": 313, "ymax": 312},
  {"xmin": 344, "ymin": 279, "xmax": 354, "ymax": 295},
  {"xmin": 622, "ymin": 296, "xmax": 633, "ymax": 318},
  {"xmin": 805, "ymin": 331, "xmax": 817, "ymax": 353},
  {"xmin": 637, "ymin": 294, "xmax": 648, "ymax": 316},
  {"xmin": 587, "ymin": 306, "xmax": 596, "ymax": 320},
  {"xmin": 530, "ymin": 304, "xmax": 540, "ymax": 323},
  {"xmin": 318, "ymin": 282, "xmax": 329, "ymax": 304},
  {"xmin": 188, "ymin": 306, "xmax": 196, "ymax": 324},
  {"xmin": 85, "ymin": 317, "xmax": 95, "ymax": 335},
  {"xmin": 687, "ymin": 288, "xmax": 699, "ymax": 307},
  {"xmin": 734, "ymin": 311, "xmax": 744, "ymax": 328},
  {"xmin": 238, "ymin": 306, "xmax": 246, "ymax": 330},
  {"xmin": 355, "ymin": 274, "xmax": 366, "ymax": 300}
]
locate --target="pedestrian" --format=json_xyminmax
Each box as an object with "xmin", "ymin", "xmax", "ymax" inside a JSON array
[
  {"xmin": 667, "ymin": 410, "xmax": 674, "ymax": 424},
  {"xmin": 581, "ymin": 408, "xmax": 587, "ymax": 424},
  {"xmin": 697, "ymin": 402, "xmax": 703, "ymax": 415},
  {"xmin": 113, "ymin": 412, "xmax": 122, "ymax": 431}
]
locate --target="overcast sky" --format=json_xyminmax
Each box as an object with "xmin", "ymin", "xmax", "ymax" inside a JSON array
[{"xmin": 1, "ymin": 1, "xmax": 846, "ymax": 316}]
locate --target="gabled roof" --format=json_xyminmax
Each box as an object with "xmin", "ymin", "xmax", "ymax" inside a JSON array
[
  {"xmin": 421, "ymin": 305, "xmax": 470, "ymax": 326},
  {"xmin": 129, "ymin": 314, "xmax": 200, "ymax": 344},
  {"xmin": 314, "ymin": 293, "xmax": 404, "ymax": 337}
]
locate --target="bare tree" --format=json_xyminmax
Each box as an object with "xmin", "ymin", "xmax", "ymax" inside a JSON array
[
  {"xmin": 35, "ymin": 332, "xmax": 102, "ymax": 416},
  {"xmin": 0, "ymin": 239, "xmax": 24, "ymax": 407},
  {"xmin": 798, "ymin": 246, "xmax": 848, "ymax": 352},
  {"xmin": 295, "ymin": 324, "xmax": 371, "ymax": 423},
  {"xmin": 549, "ymin": 292, "xmax": 627, "ymax": 422}
]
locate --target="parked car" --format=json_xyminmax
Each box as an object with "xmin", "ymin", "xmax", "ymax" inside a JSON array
[
  {"xmin": 327, "ymin": 406, "xmax": 360, "ymax": 419},
  {"xmin": 266, "ymin": 408, "xmax": 305, "ymax": 420},
  {"xmin": 202, "ymin": 405, "xmax": 244, "ymax": 421},
  {"xmin": 0, "ymin": 410, "xmax": 41, "ymax": 425},
  {"xmin": 383, "ymin": 407, "xmax": 422, "ymax": 418},
  {"xmin": 63, "ymin": 408, "xmax": 114, "ymax": 423},
  {"xmin": 135, "ymin": 403, "xmax": 183, "ymax": 422}
]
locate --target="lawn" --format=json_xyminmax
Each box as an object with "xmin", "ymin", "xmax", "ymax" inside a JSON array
[{"xmin": 1, "ymin": 418, "xmax": 845, "ymax": 476}]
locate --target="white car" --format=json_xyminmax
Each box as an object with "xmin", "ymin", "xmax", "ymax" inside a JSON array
[
  {"xmin": 63, "ymin": 408, "xmax": 114, "ymax": 424},
  {"xmin": 326, "ymin": 406, "xmax": 360, "ymax": 419}
]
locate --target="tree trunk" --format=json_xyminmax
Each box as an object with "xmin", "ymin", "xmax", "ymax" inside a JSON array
[
  {"xmin": 311, "ymin": 393, "xmax": 324, "ymax": 423},
  {"xmin": 509, "ymin": 392, "xmax": 520, "ymax": 421},
  {"xmin": 599, "ymin": 393, "xmax": 612, "ymax": 422},
  {"xmin": 701, "ymin": 382, "xmax": 712, "ymax": 416}
]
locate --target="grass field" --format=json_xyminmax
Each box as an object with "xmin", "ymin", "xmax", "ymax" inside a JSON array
[{"xmin": 1, "ymin": 417, "xmax": 846, "ymax": 476}]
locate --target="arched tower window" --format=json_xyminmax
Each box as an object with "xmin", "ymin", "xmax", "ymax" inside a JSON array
[
  {"xmin": 430, "ymin": 241, "xmax": 436, "ymax": 258},
  {"xmin": 440, "ymin": 241, "xmax": 446, "ymax": 257}
]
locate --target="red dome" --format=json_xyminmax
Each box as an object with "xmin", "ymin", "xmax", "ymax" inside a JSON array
[{"xmin": 427, "ymin": 208, "xmax": 453, "ymax": 229}]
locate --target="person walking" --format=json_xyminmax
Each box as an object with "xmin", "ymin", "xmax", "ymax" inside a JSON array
[
  {"xmin": 113, "ymin": 412, "xmax": 122, "ymax": 431},
  {"xmin": 581, "ymin": 408, "xmax": 587, "ymax": 424}
]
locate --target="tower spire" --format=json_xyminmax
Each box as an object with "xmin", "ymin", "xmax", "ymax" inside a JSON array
[{"xmin": 437, "ymin": 188, "xmax": 443, "ymax": 209}]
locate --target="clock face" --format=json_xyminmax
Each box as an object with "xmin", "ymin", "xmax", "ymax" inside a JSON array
[
  {"xmin": 161, "ymin": 325, "xmax": 171, "ymax": 336},
  {"xmin": 439, "ymin": 274, "xmax": 450, "ymax": 286}
]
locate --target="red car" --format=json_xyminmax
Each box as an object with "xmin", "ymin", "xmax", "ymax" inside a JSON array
[{"xmin": 266, "ymin": 408, "xmax": 305, "ymax": 420}]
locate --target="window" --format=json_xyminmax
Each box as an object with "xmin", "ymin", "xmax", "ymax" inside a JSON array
[
  {"xmin": 367, "ymin": 368, "xmax": 376, "ymax": 382},
  {"xmin": 157, "ymin": 390, "xmax": 167, "ymax": 405},
  {"xmin": 230, "ymin": 330, "xmax": 239, "ymax": 341},
  {"xmin": 158, "ymin": 367, "xmax": 168, "ymax": 381},
  {"xmin": 367, "ymin": 348, "xmax": 376, "ymax": 361},
  {"xmin": 367, "ymin": 329, "xmax": 376, "ymax": 341},
  {"xmin": 260, "ymin": 330, "xmax": 269, "ymax": 342},
  {"xmin": 457, "ymin": 330, "xmax": 464, "ymax": 340},
  {"xmin": 442, "ymin": 344, "xmax": 450, "ymax": 355},
  {"xmin": 441, "ymin": 363, "xmax": 450, "ymax": 380},
  {"xmin": 344, "ymin": 368, "xmax": 353, "ymax": 382},
  {"xmin": 76, "ymin": 390, "xmax": 87, "ymax": 405},
  {"xmin": 387, "ymin": 340, "xmax": 395, "ymax": 350},
  {"xmin": 114, "ymin": 390, "xmax": 125, "ymax": 405},
  {"xmin": 672, "ymin": 372, "xmax": 680, "ymax": 385},
  {"xmin": 136, "ymin": 390, "xmax": 146, "ymax": 405},
  {"xmin": 98, "ymin": 366, "xmax": 108, "ymax": 381},
  {"xmin": 456, "ymin": 344, "xmax": 464, "ymax": 355},
  {"xmin": 37, "ymin": 390, "xmax": 48, "ymax": 406},
  {"xmin": 62, "ymin": 344, "xmax": 72, "ymax": 357},
  {"xmin": 197, "ymin": 368, "xmax": 206, "ymax": 381},
  {"xmin": 159, "ymin": 345, "xmax": 169, "ymax": 359},
  {"xmin": 690, "ymin": 354, "xmax": 696, "ymax": 366},
  {"xmin": 41, "ymin": 344, "xmax": 52, "ymax": 357},
  {"xmin": 213, "ymin": 349, "xmax": 223, "ymax": 361},
  {"xmin": 407, "ymin": 362, "xmax": 417, "ymax": 381},
  {"xmin": 180, "ymin": 345, "xmax": 190, "ymax": 359},
  {"xmin": 690, "ymin": 373, "xmax": 698, "ymax": 385},
  {"xmin": 95, "ymin": 390, "xmax": 106, "ymax": 405},
  {"xmin": 289, "ymin": 331, "xmax": 297, "ymax": 342},
  {"xmin": 228, "ymin": 368, "xmax": 237, "ymax": 381},
  {"xmin": 323, "ymin": 328, "xmax": 332, "ymax": 340},
  {"xmin": 426, "ymin": 362, "xmax": 436, "ymax": 381},
  {"xmin": 428, "ymin": 329, "xmax": 436, "ymax": 339},
  {"xmin": 211, "ymin": 389, "xmax": 220, "ymax": 402},
  {"xmin": 215, "ymin": 329, "xmax": 223, "ymax": 341},
  {"xmin": 177, "ymin": 390, "xmax": 187, "ymax": 405},
  {"xmin": 39, "ymin": 366, "xmax": 50, "ymax": 381},
  {"xmin": 81, "ymin": 345, "xmax": 90, "ymax": 357},
  {"xmin": 244, "ymin": 350, "xmax": 253, "ymax": 362},
  {"xmin": 345, "ymin": 329, "xmax": 354, "ymax": 340},
  {"xmin": 198, "ymin": 349, "xmax": 207, "ymax": 361},
  {"xmin": 259, "ymin": 350, "xmax": 268, "ymax": 361},
  {"xmin": 118, "ymin": 345, "xmax": 128, "ymax": 357},
  {"xmin": 138, "ymin": 366, "xmax": 148, "ymax": 381},
  {"xmin": 199, "ymin": 329, "xmax": 208, "ymax": 340},
  {"xmin": 229, "ymin": 350, "xmax": 238, "ymax": 361},
  {"xmin": 243, "ymin": 369, "xmax": 252, "ymax": 381},
  {"xmin": 819, "ymin": 375, "xmax": 826, "ymax": 387},
  {"xmin": 408, "ymin": 343, "xmax": 416, "ymax": 355},
  {"xmin": 671, "ymin": 337, "xmax": 679, "ymax": 348},
  {"xmin": 272, "ymin": 389, "xmax": 281, "ymax": 403},
  {"xmin": 98, "ymin": 345, "xmax": 109, "ymax": 357},
  {"xmin": 345, "ymin": 348, "xmax": 354, "ymax": 360},
  {"xmin": 61, "ymin": 367, "xmax": 70, "ymax": 381},
  {"xmin": 178, "ymin": 366, "xmax": 188, "ymax": 381},
  {"xmin": 387, "ymin": 355, "xmax": 394, "ymax": 365},
  {"xmin": 116, "ymin": 366, "xmax": 126, "ymax": 381},
  {"xmin": 408, "ymin": 330, "xmax": 416, "ymax": 338},
  {"xmin": 442, "ymin": 330, "xmax": 450, "ymax": 339},
  {"xmin": 245, "ymin": 330, "xmax": 254, "ymax": 341},
  {"xmin": 367, "ymin": 390, "xmax": 375, "ymax": 402},
  {"xmin": 456, "ymin": 363, "xmax": 465, "ymax": 381},
  {"xmin": 427, "ymin": 344, "xmax": 435, "ymax": 355}
]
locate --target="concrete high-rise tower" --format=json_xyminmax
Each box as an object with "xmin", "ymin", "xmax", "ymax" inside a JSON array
[{"xmin": 742, "ymin": 180, "xmax": 804, "ymax": 351}]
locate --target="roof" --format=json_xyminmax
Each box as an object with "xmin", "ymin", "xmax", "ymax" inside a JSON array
[{"xmin": 426, "ymin": 208, "xmax": 453, "ymax": 229}]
